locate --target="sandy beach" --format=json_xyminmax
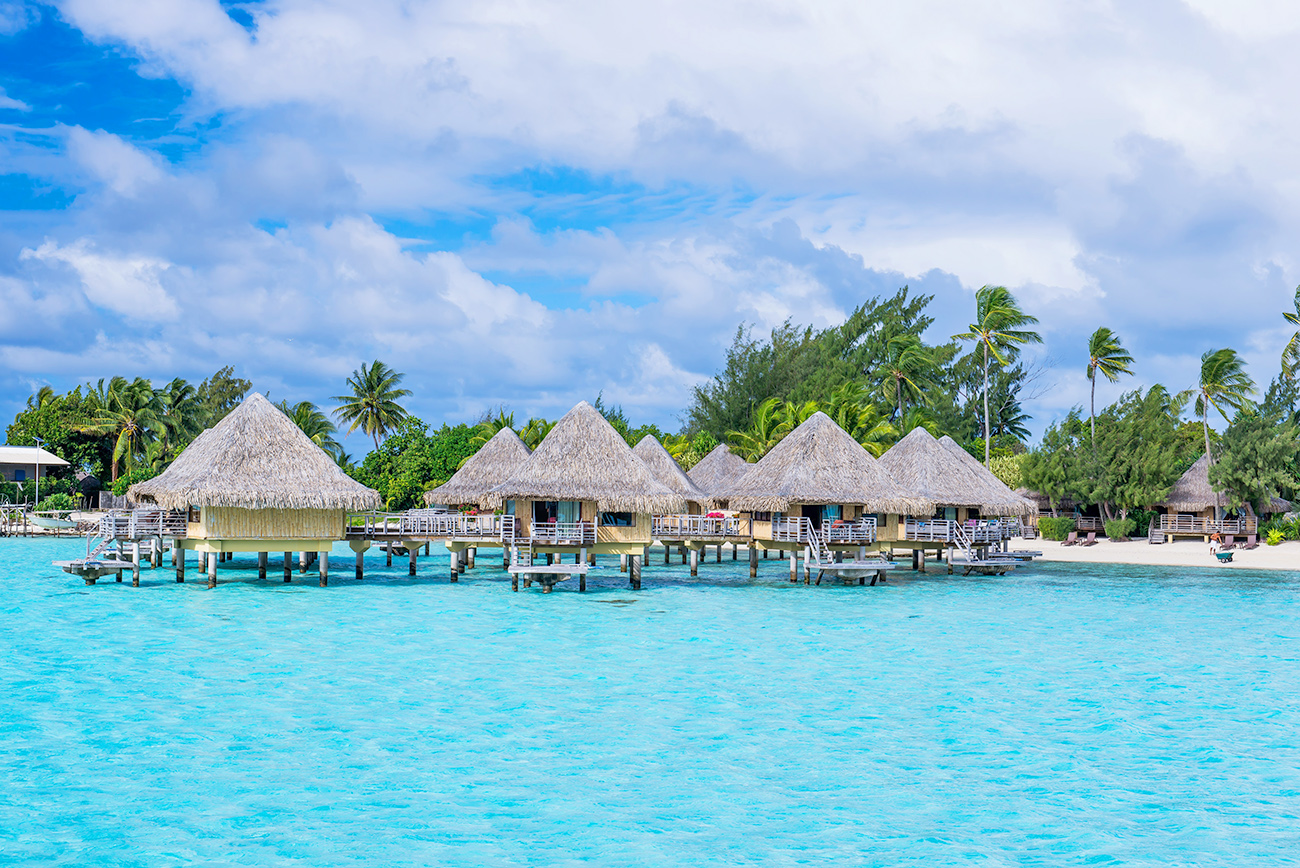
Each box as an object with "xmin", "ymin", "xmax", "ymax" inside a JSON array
[{"xmin": 1035, "ymin": 537, "xmax": 1300, "ymax": 572}]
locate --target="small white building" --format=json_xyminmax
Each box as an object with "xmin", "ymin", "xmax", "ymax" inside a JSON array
[{"xmin": 0, "ymin": 445, "xmax": 70, "ymax": 483}]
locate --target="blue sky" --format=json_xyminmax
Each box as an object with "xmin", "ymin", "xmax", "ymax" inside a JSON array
[{"xmin": 2, "ymin": 0, "xmax": 1299, "ymax": 453}]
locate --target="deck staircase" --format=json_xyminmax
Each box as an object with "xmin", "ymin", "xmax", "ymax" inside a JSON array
[{"xmin": 1147, "ymin": 521, "xmax": 1164, "ymax": 544}]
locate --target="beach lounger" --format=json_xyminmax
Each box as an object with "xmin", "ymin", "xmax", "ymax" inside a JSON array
[
  {"xmin": 1243, "ymin": 534, "xmax": 1258, "ymax": 550},
  {"xmin": 1222, "ymin": 535, "xmax": 1236, "ymax": 550},
  {"xmin": 1215, "ymin": 550, "xmax": 1234, "ymax": 564},
  {"xmin": 1062, "ymin": 531, "xmax": 1078, "ymax": 546},
  {"xmin": 1080, "ymin": 532, "xmax": 1097, "ymax": 547}
]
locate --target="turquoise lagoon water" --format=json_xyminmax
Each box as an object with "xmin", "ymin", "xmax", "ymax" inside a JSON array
[{"xmin": 2, "ymin": 538, "xmax": 1300, "ymax": 866}]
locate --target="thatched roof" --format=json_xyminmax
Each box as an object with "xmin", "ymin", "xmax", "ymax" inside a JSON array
[
  {"xmin": 688, "ymin": 444, "xmax": 750, "ymax": 495},
  {"xmin": 1015, "ymin": 487, "xmax": 1076, "ymax": 511},
  {"xmin": 632, "ymin": 436, "xmax": 712, "ymax": 508},
  {"xmin": 489, "ymin": 402, "xmax": 687, "ymax": 513},
  {"xmin": 1160, "ymin": 453, "xmax": 1220, "ymax": 512},
  {"xmin": 722, "ymin": 412, "xmax": 933, "ymax": 514},
  {"xmin": 128, "ymin": 392, "xmax": 381, "ymax": 511},
  {"xmin": 878, "ymin": 428, "xmax": 1031, "ymax": 516},
  {"xmin": 932, "ymin": 435, "xmax": 1036, "ymax": 517},
  {"xmin": 424, "ymin": 427, "xmax": 531, "ymax": 508}
]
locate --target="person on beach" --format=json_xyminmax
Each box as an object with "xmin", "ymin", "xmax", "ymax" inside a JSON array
[{"xmin": 1209, "ymin": 532, "xmax": 1222, "ymax": 556}]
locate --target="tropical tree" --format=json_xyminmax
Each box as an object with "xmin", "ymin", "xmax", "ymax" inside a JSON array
[
  {"xmin": 79, "ymin": 377, "xmax": 165, "ymax": 481},
  {"xmin": 953, "ymin": 285, "xmax": 1042, "ymax": 467},
  {"xmin": 471, "ymin": 409, "xmax": 516, "ymax": 447},
  {"xmin": 1085, "ymin": 327, "xmax": 1134, "ymax": 446},
  {"xmin": 879, "ymin": 333, "xmax": 937, "ymax": 419},
  {"xmin": 728, "ymin": 397, "xmax": 787, "ymax": 461},
  {"xmin": 277, "ymin": 400, "xmax": 343, "ymax": 459},
  {"xmin": 332, "ymin": 360, "xmax": 412, "ymax": 450},
  {"xmin": 1191, "ymin": 348, "xmax": 1256, "ymax": 465},
  {"xmin": 158, "ymin": 377, "xmax": 207, "ymax": 460},
  {"xmin": 519, "ymin": 417, "xmax": 555, "ymax": 451},
  {"xmin": 1283, "ymin": 287, "xmax": 1300, "ymax": 381},
  {"xmin": 824, "ymin": 383, "xmax": 898, "ymax": 456}
]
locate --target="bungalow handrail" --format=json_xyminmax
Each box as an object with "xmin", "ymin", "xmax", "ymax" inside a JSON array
[
  {"xmin": 529, "ymin": 520, "xmax": 596, "ymax": 546},
  {"xmin": 651, "ymin": 514, "xmax": 748, "ymax": 537}
]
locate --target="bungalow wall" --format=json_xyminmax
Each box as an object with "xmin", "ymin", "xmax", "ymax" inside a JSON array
[{"xmin": 188, "ymin": 507, "xmax": 345, "ymax": 540}]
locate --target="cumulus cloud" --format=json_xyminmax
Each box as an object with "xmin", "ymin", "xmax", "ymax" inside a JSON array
[{"xmin": 20, "ymin": 239, "xmax": 180, "ymax": 320}]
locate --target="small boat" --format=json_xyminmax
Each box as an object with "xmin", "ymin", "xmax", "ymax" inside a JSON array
[{"xmin": 30, "ymin": 512, "xmax": 77, "ymax": 530}]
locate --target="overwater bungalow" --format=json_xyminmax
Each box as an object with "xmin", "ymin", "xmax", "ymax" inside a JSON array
[
  {"xmin": 418, "ymin": 428, "xmax": 531, "ymax": 572},
  {"xmin": 880, "ymin": 429, "xmax": 1035, "ymax": 558},
  {"xmin": 634, "ymin": 435, "xmax": 742, "ymax": 566},
  {"xmin": 686, "ymin": 443, "xmax": 750, "ymax": 503},
  {"xmin": 127, "ymin": 392, "xmax": 382, "ymax": 587},
  {"xmin": 723, "ymin": 412, "xmax": 932, "ymax": 579},
  {"xmin": 489, "ymin": 401, "xmax": 686, "ymax": 591}
]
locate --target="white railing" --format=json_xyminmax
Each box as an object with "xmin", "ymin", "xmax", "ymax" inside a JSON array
[
  {"xmin": 1158, "ymin": 515, "xmax": 1257, "ymax": 535},
  {"xmin": 652, "ymin": 514, "xmax": 749, "ymax": 538},
  {"xmin": 96, "ymin": 509, "xmax": 187, "ymax": 540},
  {"xmin": 771, "ymin": 517, "xmax": 808, "ymax": 542},
  {"xmin": 823, "ymin": 518, "xmax": 877, "ymax": 544},
  {"xmin": 903, "ymin": 519, "xmax": 955, "ymax": 542},
  {"xmin": 529, "ymin": 520, "xmax": 597, "ymax": 546}
]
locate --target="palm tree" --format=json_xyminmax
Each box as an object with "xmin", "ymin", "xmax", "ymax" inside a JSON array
[
  {"xmin": 728, "ymin": 397, "xmax": 786, "ymax": 461},
  {"xmin": 775, "ymin": 400, "xmax": 819, "ymax": 438},
  {"xmin": 953, "ymin": 285, "xmax": 1042, "ymax": 467},
  {"xmin": 159, "ymin": 377, "xmax": 207, "ymax": 458},
  {"xmin": 470, "ymin": 409, "xmax": 516, "ymax": 447},
  {"xmin": 879, "ymin": 334, "xmax": 936, "ymax": 419},
  {"xmin": 79, "ymin": 377, "xmax": 165, "ymax": 481},
  {"xmin": 332, "ymin": 360, "xmax": 412, "ymax": 451},
  {"xmin": 278, "ymin": 399, "xmax": 344, "ymax": 459},
  {"xmin": 1086, "ymin": 327, "xmax": 1135, "ymax": 446},
  {"xmin": 824, "ymin": 383, "xmax": 898, "ymax": 456},
  {"xmin": 1193, "ymin": 348, "xmax": 1256, "ymax": 464},
  {"xmin": 519, "ymin": 417, "xmax": 555, "ymax": 450},
  {"xmin": 1283, "ymin": 287, "xmax": 1300, "ymax": 381}
]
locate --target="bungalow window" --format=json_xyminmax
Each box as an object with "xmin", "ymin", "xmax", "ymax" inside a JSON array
[
  {"xmin": 13, "ymin": 469, "xmax": 24, "ymax": 482},
  {"xmin": 600, "ymin": 512, "xmax": 634, "ymax": 526},
  {"xmin": 504, "ymin": 500, "xmax": 515, "ymax": 516}
]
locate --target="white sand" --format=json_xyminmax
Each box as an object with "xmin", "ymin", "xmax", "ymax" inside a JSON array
[{"xmin": 1035, "ymin": 537, "xmax": 1300, "ymax": 572}]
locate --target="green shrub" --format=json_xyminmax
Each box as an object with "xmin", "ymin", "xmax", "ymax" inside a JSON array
[
  {"xmin": 1129, "ymin": 509, "xmax": 1158, "ymax": 537},
  {"xmin": 1038, "ymin": 516, "xmax": 1077, "ymax": 541},
  {"xmin": 36, "ymin": 493, "xmax": 77, "ymax": 511},
  {"xmin": 1104, "ymin": 518, "xmax": 1137, "ymax": 540},
  {"xmin": 1261, "ymin": 516, "xmax": 1299, "ymax": 541},
  {"xmin": 111, "ymin": 467, "xmax": 158, "ymax": 497},
  {"xmin": 1267, "ymin": 529, "xmax": 1286, "ymax": 546}
]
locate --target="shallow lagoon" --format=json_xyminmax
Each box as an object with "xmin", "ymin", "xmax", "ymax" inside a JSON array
[{"xmin": 2, "ymin": 537, "xmax": 1300, "ymax": 866}]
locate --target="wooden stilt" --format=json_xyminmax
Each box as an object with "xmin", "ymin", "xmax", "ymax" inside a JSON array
[
  {"xmin": 386, "ymin": 542, "xmax": 392, "ymax": 566},
  {"xmin": 410, "ymin": 546, "xmax": 418, "ymax": 577},
  {"xmin": 912, "ymin": 549, "xmax": 920, "ymax": 571},
  {"xmin": 789, "ymin": 551, "xmax": 797, "ymax": 582},
  {"xmin": 620, "ymin": 554, "xmax": 628, "ymax": 573},
  {"xmin": 804, "ymin": 549, "xmax": 811, "ymax": 584},
  {"xmin": 546, "ymin": 553, "xmax": 554, "ymax": 566},
  {"xmin": 680, "ymin": 545, "xmax": 687, "ymax": 565},
  {"xmin": 450, "ymin": 550, "xmax": 459, "ymax": 581},
  {"xmin": 465, "ymin": 547, "xmax": 475, "ymax": 570},
  {"xmin": 132, "ymin": 542, "xmax": 141, "ymax": 586},
  {"xmin": 171, "ymin": 545, "xmax": 178, "ymax": 567},
  {"xmin": 511, "ymin": 572, "xmax": 519, "ymax": 591},
  {"xmin": 319, "ymin": 553, "xmax": 329, "ymax": 586},
  {"xmin": 176, "ymin": 546, "xmax": 185, "ymax": 583},
  {"xmin": 689, "ymin": 547, "xmax": 699, "ymax": 576},
  {"xmin": 258, "ymin": 551, "xmax": 268, "ymax": 579},
  {"xmin": 749, "ymin": 545, "xmax": 758, "ymax": 578},
  {"xmin": 207, "ymin": 551, "xmax": 217, "ymax": 589},
  {"xmin": 918, "ymin": 548, "xmax": 926, "ymax": 573},
  {"xmin": 764, "ymin": 548, "xmax": 769, "ymax": 559},
  {"xmin": 732, "ymin": 543, "xmax": 737, "ymax": 561},
  {"xmin": 152, "ymin": 539, "xmax": 162, "ymax": 568},
  {"xmin": 284, "ymin": 551, "xmax": 292, "ymax": 582},
  {"xmin": 631, "ymin": 554, "xmax": 642, "ymax": 590},
  {"xmin": 715, "ymin": 544, "xmax": 721, "ymax": 563},
  {"xmin": 424, "ymin": 542, "xmax": 430, "ymax": 556},
  {"xmin": 300, "ymin": 550, "xmax": 309, "ymax": 574},
  {"xmin": 664, "ymin": 544, "xmax": 670, "ymax": 565},
  {"xmin": 356, "ymin": 549, "xmax": 364, "ymax": 580}
]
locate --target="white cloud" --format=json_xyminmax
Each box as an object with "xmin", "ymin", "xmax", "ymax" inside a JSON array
[
  {"xmin": 65, "ymin": 127, "xmax": 164, "ymax": 196},
  {"xmin": 20, "ymin": 239, "xmax": 180, "ymax": 320},
  {"xmin": 0, "ymin": 86, "xmax": 28, "ymax": 111}
]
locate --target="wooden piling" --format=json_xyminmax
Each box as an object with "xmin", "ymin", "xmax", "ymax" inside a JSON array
[
  {"xmin": 715, "ymin": 545, "xmax": 721, "ymax": 563},
  {"xmin": 749, "ymin": 545, "xmax": 758, "ymax": 578},
  {"xmin": 789, "ymin": 551, "xmax": 797, "ymax": 582},
  {"xmin": 631, "ymin": 554, "xmax": 642, "ymax": 590},
  {"xmin": 410, "ymin": 546, "xmax": 418, "ymax": 577},
  {"xmin": 356, "ymin": 549, "xmax": 364, "ymax": 580},
  {"xmin": 386, "ymin": 542, "xmax": 392, "ymax": 566},
  {"xmin": 284, "ymin": 551, "xmax": 292, "ymax": 582},
  {"xmin": 300, "ymin": 550, "xmax": 309, "ymax": 574},
  {"xmin": 620, "ymin": 554, "xmax": 628, "ymax": 573},
  {"xmin": 689, "ymin": 547, "xmax": 699, "ymax": 577},
  {"xmin": 450, "ymin": 549, "xmax": 459, "ymax": 582},
  {"xmin": 207, "ymin": 552, "xmax": 217, "ymax": 589},
  {"xmin": 176, "ymin": 547, "xmax": 185, "ymax": 583},
  {"xmin": 663, "ymin": 544, "xmax": 670, "ymax": 565},
  {"xmin": 258, "ymin": 551, "xmax": 267, "ymax": 579},
  {"xmin": 466, "ymin": 547, "xmax": 475, "ymax": 570},
  {"xmin": 132, "ymin": 542, "xmax": 141, "ymax": 587},
  {"xmin": 319, "ymin": 553, "xmax": 329, "ymax": 587}
]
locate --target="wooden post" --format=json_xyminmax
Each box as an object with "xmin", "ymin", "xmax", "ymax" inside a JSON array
[
  {"xmin": 804, "ymin": 548, "xmax": 811, "ymax": 584},
  {"xmin": 409, "ymin": 546, "xmax": 418, "ymax": 577},
  {"xmin": 207, "ymin": 551, "xmax": 217, "ymax": 589},
  {"xmin": 680, "ymin": 545, "xmax": 687, "ymax": 564},
  {"xmin": 152, "ymin": 539, "xmax": 162, "ymax": 568},
  {"xmin": 300, "ymin": 550, "xmax": 309, "ymax": 574},
  {"xmin": 689, "ymin": 547, "xmax": 699, "ymax": 577},
  {"xmin": 732, "ymin": 543, "xmax": 737, "ymax": 561},
  {"xmin": 588, "ymin": 551, "xmax": 596, "ymax": 566},
  {"xmin": 466, "ymin": 547, "xmax": 476, "ymax": 570},
  {"xmin": 171, "ymin": 545, "xmax": 178, "ymax": 567},
  {"xmin": 450, "ymin": 549, "xmax": 459, "ymax": 582},
  {"xmin": 912, "ymin": 549, "xmax": 920, "ymax": 571},
  {"xmin": 319, "ymin": 552, "xmax": 329, "ymax": 586},
  {"xmin": 749, "ymin": 545, "xmax": 758, "ymax": 578},
  {"xmin": 947, "ymin": 546, "xmax": 954, "ymax": 575},
  {"xmin": 631, "ymin": 554, "xmax": 642, "ymax": 590},
  {"xmin": 131, "ymin": 542, "xmax": 141, "ymax": 587},
  {"xmin": 386, "ymin": 542, "xmax": 392, "ymax": 566},
  {"xmin": 715, "ymin": 544, "xmax": 721, "ymax": 563},
  {"xmin": 620, "ymin": 554, "xmax": 628, "ymax": 573},
  {"xmin": 546, "ymin": 553, "xmax": 554, "ymax": 566},
  {"xmin": 763, "ymin": 548, "xmax": 769, "ymax": 559},
  {"xmin": 424, "ymin": 542, "xmax": 430, "ymax": 556},
  {"xmin": 284, "ymin": 552, "xmax": 292, "ymax": 582},
  {"xmin": 258, "ymin": 551, "xmax": 267, "ymax": 579},
  {"xmin": 580, "ymin": 547, "xmax": 588, "ymax": 572},
  {"xmin": 356, "ymin": 549, "xmax": 364, "ymax": 580},
  {"xmin": 789, "ymin": 550, "xmax": 797, "ymax": 582},
  {"xmin": 502, "ymin": 549, "xmax": 510, "ymax": 570},
  {"xmin": 918, "ymin": 548, "xmax": 926, "ymax": 573},
  {"xmin": 511, "ymin": 570, "xmax": 519, "ymax": 591},
  {"xmin": 664, "ymin": 544, "xmax": 670, "ymax": 565},
  {"xmin": 176, "ymin": 546, "xmax": 185, "ymax": 583}
]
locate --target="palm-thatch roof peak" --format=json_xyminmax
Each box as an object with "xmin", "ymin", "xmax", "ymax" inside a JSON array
[
  {"xmin": 490, "ymin": 401, "xmax": 687, "ymax": 513},
  {"xmin": 128, "ymin": 392, "xmax": 381, "ymax": 511},
  {"xmin": 632, "ymin": 435, "xmax": 712, "ymax": 508},
  {"xmin": 425, "ymin": 427, "xmax": 531, "ymax": 508},
  {"xmin": 723, "ymin": 411, "xmax": 933, "ymax": 514},
  {"xmin": 688, "ymin": 443, "xmax": 750, "ymax": 496},
  {"xmin": 933, "ymin": 435, "xmax": 1035, "ymax": 516},
  {"xmin": 1160, "ymin": 454, "xmax": 1220, "ymax": 512}
]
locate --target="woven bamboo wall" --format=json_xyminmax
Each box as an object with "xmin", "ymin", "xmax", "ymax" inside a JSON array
[{"xmin": 191, "ymin": 507, "xmax": 344, "ymax": 540}]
